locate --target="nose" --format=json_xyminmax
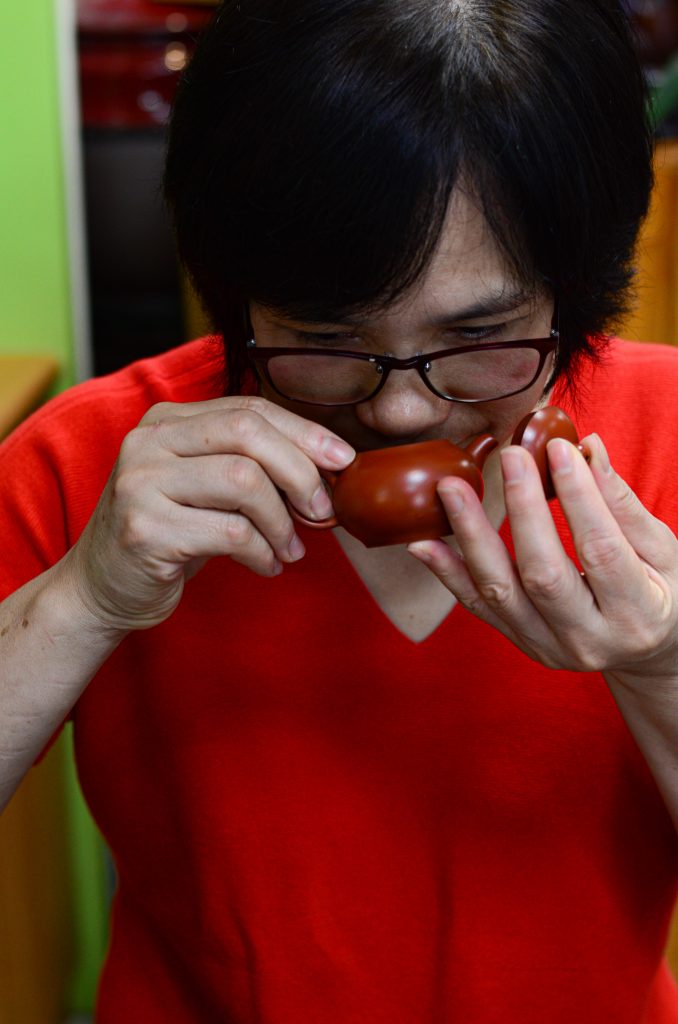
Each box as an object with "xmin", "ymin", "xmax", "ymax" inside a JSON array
[{"xmin": 354, "ymin": 367, "xmax": 453, "ymax": 440}]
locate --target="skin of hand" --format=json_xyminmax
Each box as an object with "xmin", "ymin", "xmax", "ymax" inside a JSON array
[
  {"xmin": 408, "ymin": 432, "xmax": 678, "ymax": 684},
  {"xmin": 65, "ymin": 395, "xmax": 355, "ymax": 633}
]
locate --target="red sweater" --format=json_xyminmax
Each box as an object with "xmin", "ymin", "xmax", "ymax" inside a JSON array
[{"xmin": 2, "ymin": 337, "xmax": 678, "ymax": 1022}]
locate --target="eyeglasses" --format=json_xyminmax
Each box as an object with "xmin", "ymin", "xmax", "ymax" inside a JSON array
[{"xmin": 246, "ymin": 316, "xmax": 559, "ymax": 407}]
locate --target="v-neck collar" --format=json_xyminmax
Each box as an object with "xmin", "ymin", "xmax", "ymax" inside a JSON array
[{"xmin": 297, "ymin": 520, "xmax": 511, "ymax": 647}]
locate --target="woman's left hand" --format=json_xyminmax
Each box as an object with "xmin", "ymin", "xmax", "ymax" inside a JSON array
[{"xmin": 408, "ymin": 434, "xmax": 678, "ymax": 682}]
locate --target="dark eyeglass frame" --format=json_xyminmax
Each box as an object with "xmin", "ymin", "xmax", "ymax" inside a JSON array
[{"xmin": 246, "ymin": 310, "xmax": 559, "ymax": 407}]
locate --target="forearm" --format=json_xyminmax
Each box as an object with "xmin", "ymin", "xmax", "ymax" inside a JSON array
[
  {"xmin": 0, "ymin": 554, "xmax": 127, "ymax": 812},
  {"xmin": 604, "ymin": 669, "xmax": 678, "ymax": 835}
]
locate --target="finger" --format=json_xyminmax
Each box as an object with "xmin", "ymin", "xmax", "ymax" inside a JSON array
[
  {"xmin": 408, "ymin": 536, "xmax": 510, "ymax": 630},
  {"xmin": 585, "ymin": 433, "xmax": 677, "ymax": 576},
  {"xmin": 156, "ymin": 501, "xmax": 284, "ymax": 578},
  {"xmin": 429, "ymin": 475, "xmax": 562, "ymax": 651},
  {"xmin": 409, "ymin": 535, "xmax": 478, "ymax": 599},
  {"xmin": 142, "ymin": 396, "xmax": 355, "ymax": 470},
  {"xmin": 546, "ymin": 437, "xmax": 667, "ymax": 622},
  {"xmin": 408, "ymin": 535, "xmax": 558, "ymax": 663},
  {"xmin": 128, "ymin": 405, "xmax": 353, "ymax": 523},
  {"xmin": 501, "ymin": 445, "xmax": 597, "ymax": 630},
  {"xmin": 156, "ymin": 453, "xmax": 305, "ymax": 564}
]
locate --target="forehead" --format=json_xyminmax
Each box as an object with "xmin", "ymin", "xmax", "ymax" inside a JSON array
[
  {"xmin": 382, "ymin": 186, "xmax": 531, "ymax": 324},
  {"xmin": 253, "ymin": 185, "xmax": 539, "ymax": 332}
]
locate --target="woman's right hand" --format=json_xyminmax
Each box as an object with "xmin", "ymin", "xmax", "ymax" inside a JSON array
[{"xmin": 64, "ymin": 395, "xmax": 355, "ymax": 634}]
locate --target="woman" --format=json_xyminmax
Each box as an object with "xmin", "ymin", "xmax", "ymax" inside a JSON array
[{"xmin": 2, "ymin": 1, "xmax": 678, "ymax": 1019}]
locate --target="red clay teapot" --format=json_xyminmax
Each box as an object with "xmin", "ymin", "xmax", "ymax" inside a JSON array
[{"xmin": 291, "ymin": 406, "xmax": 586, "ymax": 547}]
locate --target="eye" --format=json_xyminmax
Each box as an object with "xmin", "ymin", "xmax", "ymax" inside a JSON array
[{"xmin": 454, "ymin": 322, "xmax": 508, "ymax": 342}]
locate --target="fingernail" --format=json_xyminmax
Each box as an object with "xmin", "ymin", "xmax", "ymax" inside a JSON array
[
  {"xmin": 310, "ymin": 484, "xmax": 333, "ymax": 519},
  {"xmin": 322, "ymin": 437, "xmax": 355, "ymax": 467},
  {"xmin": 501, "ymin": 448, "xmax": 525, "ymax": 483},
  {"xmin": 438, "ymin": 484, "xmax": 464, "ymax": 515},
  {"xmin": 591, "ymin": 433, "xmax": 611, "ymax": 474},
  {"xmin": 408, "ymin": 542, "xmax": 434, "ymax": 564},
  {"xmin": 547, "ymin": 438, "xmax": 574, "ymax": 475},
  {"xmin": 287, "ymin": 534, "xmax": 306, "ymax": 561}
]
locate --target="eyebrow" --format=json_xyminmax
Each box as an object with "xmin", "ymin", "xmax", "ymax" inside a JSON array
[
  {"xmin": 425, "ymin": 289, "xmax": 534, "ymax": 325},
  {"xmin": 266, "ymin": 287, "xmax": 535, "ymax": 332},
  {"xmin": 296, "ymin": 288, "xmax": 534, "ymax": 329}
]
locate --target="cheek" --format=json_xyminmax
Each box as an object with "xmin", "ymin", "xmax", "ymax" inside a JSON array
[{"xmin": 259, "ymin": 383, "xmax": 353, "ymax": 435}]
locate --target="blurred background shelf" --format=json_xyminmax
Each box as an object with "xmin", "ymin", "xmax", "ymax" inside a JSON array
[
  {"xmin": 0, "ymin": 740, "xmax": 75, "ymax": 1024},
  {"xmin": 77, "ymin": 0, "xmax": 213, "ymax": 375},
  {"xmin": 618, "ymin": 138, "xmax": 678, "ymax": 347},
  {"xmin": 0, "ymin": 356, "xmax": 60, "ymax": 438}
]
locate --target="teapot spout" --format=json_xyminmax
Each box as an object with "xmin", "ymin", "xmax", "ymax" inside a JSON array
[{"xmin": 464, "ymin": 433, "xmax": 498, "ymax": 469}]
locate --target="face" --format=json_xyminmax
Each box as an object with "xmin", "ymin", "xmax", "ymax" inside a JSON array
[{"xmin": 249, "ymin": 187, "xmax": 555, "ymax": 455}]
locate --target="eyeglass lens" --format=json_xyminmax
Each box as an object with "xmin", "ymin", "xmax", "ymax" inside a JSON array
[{"xmin": 265, "ymin": 346, "xmax": 543, "ymax": 404}]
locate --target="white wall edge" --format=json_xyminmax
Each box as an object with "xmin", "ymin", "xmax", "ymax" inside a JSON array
[{"xmin": 54, "ymin": 0, "xmax": 93, "ymax": 382}]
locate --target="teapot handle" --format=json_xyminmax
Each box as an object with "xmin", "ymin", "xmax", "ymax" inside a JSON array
[
  {"xmin": 285, "ymin": 471, "xmax": 339, "ymax": 531},
  {"xmin": 512, "ymin": 406, "xmax": 590, "ymax": 499}
]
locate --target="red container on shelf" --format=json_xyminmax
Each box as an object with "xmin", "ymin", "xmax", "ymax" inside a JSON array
[
  {"xmin": 78, "ymin": 0, "xmax": 214, "ymax": 129},
  {"xmin": 623, "ymin": 0, "xmax": 678, "ymax": 68}
]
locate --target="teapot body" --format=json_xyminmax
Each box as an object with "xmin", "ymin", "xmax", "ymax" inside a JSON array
[
  {"xmin": 288, "ymin": 406, "xmax": 584, "ymax": 547},
  {"xmin": 325, "ymin": 440, "xmax": 487, "ymax": 547}
]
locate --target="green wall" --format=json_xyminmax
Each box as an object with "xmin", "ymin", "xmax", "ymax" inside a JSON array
[
  {"xmin": 2, "ymin": 4, "xmax": 108, "ymax": 1013},
  {"xmin": 1, "ymin": 0, "xmax": 76, "ymax": 389}
]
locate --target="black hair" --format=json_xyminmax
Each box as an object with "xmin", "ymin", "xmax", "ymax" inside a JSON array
[{"xmin": 164, "ymin": 0, "xmax": 654, "ymax": 394}]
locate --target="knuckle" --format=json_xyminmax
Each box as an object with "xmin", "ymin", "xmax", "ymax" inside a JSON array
[
  {"xmin": 610, "ymin": 478, "xmax": 641, "ymax": 516},
  {"xmin": 578, "ymin": 528, "xmax": 624, "ymax": 573},
  {"xmin": 120, "ymin": 420, "xmax": 171, "ymax": 458},
  {"xmin": 117, "ymin": 510, "xmax": 152, "ymax": 554},
  {"xmin": 225, "ymin": 454, "xmax": 263, "ymax": 496},
  {"xmin": 457, "ymin": 590, "xmax": 487, "ymax": 616},
  {"xmin": 575, "ymin": 646, "xmax": 606, "ymax": 673},
  {"xmin": 140, "ymin": 401, "xmax": 178, "ymax": 424},
  {"xmin": 226, "ymin": 409, "xmax": 265, "ymax": 445},
  {"xmin": 537, "ymin": 649, "xmax": 566, "ymax": 671},
  {"xmin": 520, "ymin": 563, "xmax": 566, "ymax": 601},
  {"xmin": 236, "ymin": 394, "xmax": 268, "ymax": 416},
  {"xmin": 475, "ymin": 577, "xmax": 513, "ymax": 608},
  {"xmin": 118, "ymin": 427, "xmax": 146, "ymax": 461},
  {"xmin": 237, "ymin": 395, "xmax": 323, "ymax": 454},
  {"xmin": 110, "ymin": 463, "xmax": 147, "ymax": 505},
  {"xmin": 222, "ymin": 512, "xmax": 254, "ymax": 548}
]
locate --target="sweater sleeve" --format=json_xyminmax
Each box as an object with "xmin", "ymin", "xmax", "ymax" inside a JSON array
[
  {"xmin": 0, "ymin": 389, "xmax": 130, "ymax": 600},
  {"xmin": 0, "ymin": 399, "xmax": 119, "ymax": 759},
  {"xmin": 0, "ymin": 336, "xmax": 227, "ymax": 601},
  {"xmin": 0, "ymin": 339, "xmax": 227, "ymax": 759}
]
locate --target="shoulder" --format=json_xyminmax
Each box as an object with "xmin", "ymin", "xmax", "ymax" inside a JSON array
[
  {"xmin": 596, "ymin": 337, "xmax": 678, "ymax": 388},
  {"xmin": 20, "ymin": 335, "xmax": 224, "ymax": 430},
  {"xmin": 560, "ymin": 338, "xmax": 678, "ymax": 434},
  {"xmin": 1, "ymin": 336, "xmax": 226, "ymax": 461},
  {"xmin": 582, "ymin": 335, "xmax": 678, "ymax": 392},
  {"xmin": 0, "ymin": 338, "xmax": 229, "ymax": 572},
  {"xmin": 563, "ymin": 339, "xmax": 678, "ymax": 522}
]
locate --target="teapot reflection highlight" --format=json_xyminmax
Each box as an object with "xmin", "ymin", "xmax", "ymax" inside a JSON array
[{"xmin": 290, "ymin": 406, "xmax": 587, "ymax": 548}]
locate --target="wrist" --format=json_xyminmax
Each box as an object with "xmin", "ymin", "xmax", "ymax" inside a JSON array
[
  {"xmin": 45, "ymin": 550, "xmax": 132, "ymax": 648},
  {"xmin": 603, "ymin": 666, "xmax": 678, "ymax": 719}
]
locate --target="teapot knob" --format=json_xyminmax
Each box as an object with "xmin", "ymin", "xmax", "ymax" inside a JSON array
[{"xmin": 512, "ymin": 406, "xmax": 587, "ymax": 499}]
